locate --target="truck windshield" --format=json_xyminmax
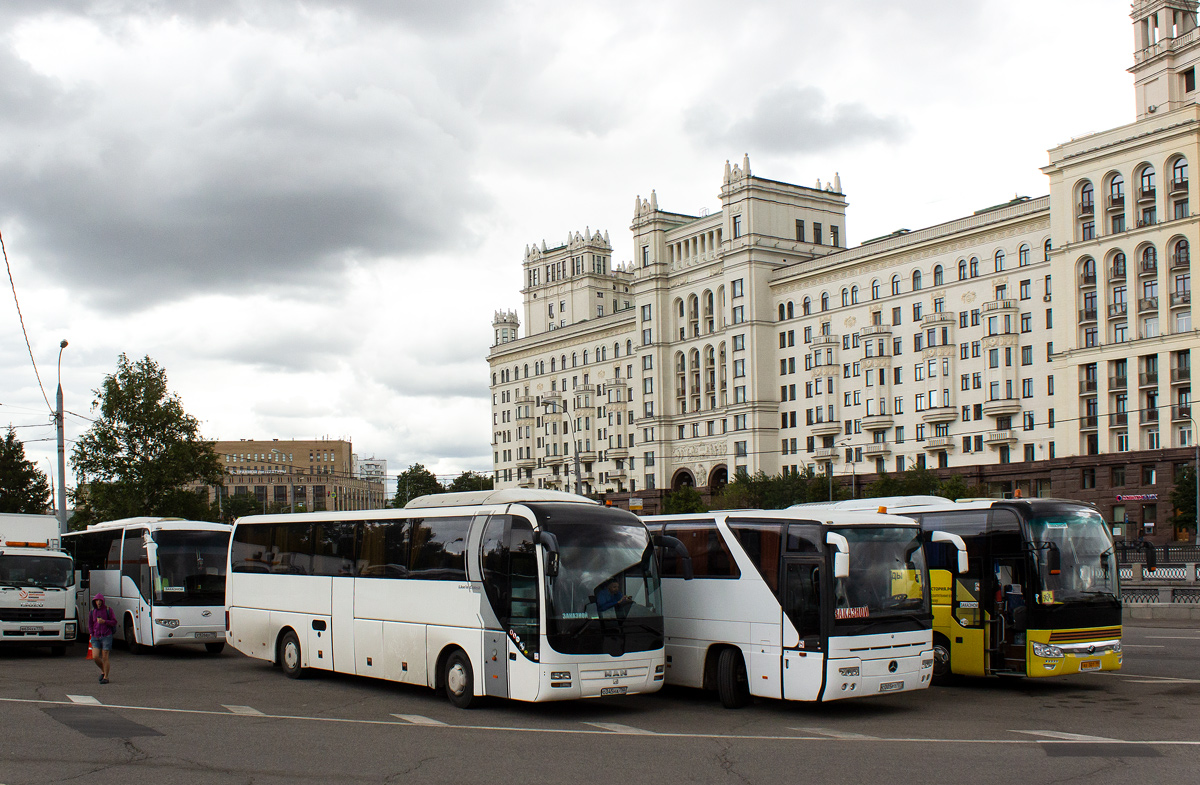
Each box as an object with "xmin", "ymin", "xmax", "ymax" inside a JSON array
[
  {"xmin": 153, "ymin": 530, "xmax": 229, "ymax": 606},
  {"xmin": 1028, "ymin": 509, "xmax": 1117, "ymax": 603},
  {"xmin": 830, "ymin": 526, "xmax": 930, "ymax": 629},
  {"xmin": 533, "ymin": 506, "xmax": 663, "ymax": 656},
  {"xmin": 0, "ymin": 554, "xmax": 74, "ymax": 588}
]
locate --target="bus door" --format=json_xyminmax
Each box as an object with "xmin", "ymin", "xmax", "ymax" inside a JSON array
[
  {"xmin": 120, "ymin": 528, "xmax": 152, "ymax": 644},
  {"xmin": 950, "ymin": 555, "xmax": 986, "ymax": 676},
  {"xmin": 781, "ymin": 558, "xmax": 824, "ymax": 701},
  {"xmin": 990, "ymin": 555, "xmax": 1028, "ymax": 674}
]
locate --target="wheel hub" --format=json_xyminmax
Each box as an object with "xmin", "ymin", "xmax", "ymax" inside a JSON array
[{"xmin": 447, "ymin": 663, "xmax": 467, "ymax": 695}]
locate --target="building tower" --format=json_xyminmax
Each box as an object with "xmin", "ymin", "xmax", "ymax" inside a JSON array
[{"xmin": 1130, "ymin": 1, "xmax": 1200, "ymax": 119}]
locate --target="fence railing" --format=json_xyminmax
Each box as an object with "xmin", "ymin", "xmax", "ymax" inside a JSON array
[{"xmin": 1116, "ymin": 544, "xmax": 1200, "ymax": 564}]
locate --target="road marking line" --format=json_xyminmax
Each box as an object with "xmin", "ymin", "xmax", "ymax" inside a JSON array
[
  {"xmin": 1122, "ymin": 644, "xmax": 1166, "ymax": 648},
  {"xmin": 1013, "ymin": 730, "xmax": 1122, "ymax": 742},
  {"xmin": 66, "ymin": 695, "xmax": 101, "ymax": 705},
  {"xmin": 391, "ymin": 714, "xmax": 448, "ymax": 726},
  {"xmin": 1145, "ymin": 636, "xmax": 1200, "ymax": 640},
  {"xmin": 222, "ymin": 705, "xmax": 265, "ymax": 716},
  {"xmin": 792, "ymin": 727, "xmax": 879, "ymax": 740},
  {"xmin": 1117, "ymin": 674, "xmax": 1200, "ymax": 684},
  {"xmin": 584, "ymin": 722, "xmax": 656, "ymax": 735}
]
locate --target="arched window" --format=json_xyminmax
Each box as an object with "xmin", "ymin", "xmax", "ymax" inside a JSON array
[
  {"xmin": 523, "ymin": 364, "xmax": 529, "ymax": 377},
  {"xmin": 1079, "ymin": 180, "xmax": 1094, "ymax": 210},
  {"xmin": 933, "ymin": 265, "xmax": 944, "ymax": 285},
  {"xmin": 1081, "ymin": 257, "xmax": 1096, "ymax": 281},
  {"xmin": 1175, "ymin": 238, "xmax": 1190, "ymax": 266},
  {"xmin": 1143, "ymin": 245, "xmax": 1157, "ymax": 267},
  {"xmin": 583, "ymin": 350, "xmax": 589, "ymax": 364},
  {"xmin": 1018, "ymin": 244, "xmax": 1030, "ymax": 267},
  {"xmin": 850, "ymin": 285, "xmax": 859, "ymax": 304},
  {"xmin": 1173, "ymin": 157, "xmax": 1188, "ymax": 189},
  {"xmin": 1109, "ymin": 173, "xmax": 1124, "ymax": 202},
  {"xmin": 779, "ymin": 303, "xmax": 786, "ymax": 321},
  {"xmin": 491, "ymin": 373, "xmax": 497, "ymax": 386},
  {"xmin": 1111, "ymin": 251, "xmax": 1127, "ymax": 277},
  {"xmin": 871, "ymin": 280, "xmax": 880, "ymax": 300},
  {"xmin": 613, "ymin": 342, "xmax": 620, "ymax": 358},
  {"xmin": 841, "ymin": 288, "xmax": 849, "ymax": 307},
  {"xmin": 626, "ymin": 340, "xmax": 632, "ymax": 355},
  {"xmin": 994, "ymin": 250, "xmax": 1005, "ymax": 272},
  {"xmin": 1139, "ymin": 164, "xmax": 1156, "ymax": 196},
  {"xmin": 821, "ymin": 292, "xmax": 829, "ymax": 311},
  {"xmin": 912, "ymin": 270, "xmax": 922, "ymax": 291},
  {"xmin": 958, "ymin": 260, "xmax": 967, "ymax": 280},
  {"xmin": 803, "ymin": 296, "xmax": 811, "ymax": 315},
  {"xmin": 550, "ymin": 358, "xmax": 556, "ymax": 372},
  {"xmin": 561, "ymin": 355, "xmax": 566, "ymax": 370},
  {"xmin": 787, "ymin": 301, "xmax": 794, "ymax": 319},
  {"xmin": 891, "ymin": 275, "xmax": 900, "ymax": 296},
  {"xmin": 572, "ymin": 352, "xmax": 578, "ymax": 367},
  {"xmin": 1044, "ymin": 239, "xmax": 1052, "ymax": 262},
  {"xmin": 970, "ymin": 257, "xmax": 979, "ymax": 277}
]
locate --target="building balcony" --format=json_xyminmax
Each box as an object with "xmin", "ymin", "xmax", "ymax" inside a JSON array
[
  {"xmin": 518, "ymin": 476, "xmax": 536, "ymax": 489},
  {"xmin": 1171, "ymin": 177, "xmax": 1189, "ymax": 194},
  {"xmin": 921, "ymin": 311, "xmax": 956, "ymax": 327},
  {"xmin": 1079, "ymin": 379, "xmax": 1098, "ymax": 394},
  {"xmin": 811, "ymin": 334, "xmax": 839, "ymax": 350},
  {"xmin": 540, "ymin": 390, "xmax": 562, "ymax": 405},
  {"xmin": 862, "ymin": 413, "xmax": 894, "ymax": 431},
  {"xmin": 1140, "ymin": 408, "xmax": 1160, "ymax": 424},
  {"xmin": 1079, "ymin": 272, "xmax": 1097, "ymax": 286},
  {"xmin": 1172, "ymin": 252, "xmax": 1191, "ymax": 270},
  {"xmin": 1172, "ymin": 367, "xmax": 1191, "ymax": 383},
  {"xmin": 811, "ymin": 421, "xmax": 842, "ymax": 437},
  {"xmin": 1109, "ymin": 375, "xmax": 1128, "ymax": 390},
  {"xmin": 545, "ymin": 454, "xmax": 566, "ymax": 466},
  {"xmin": 516, "ymin": 457, "xmax": 536, "ymax": 470},
  {"xmin": 576, "ymin": 450, "xmax": 597, "ymax": 463},
  {"xmin": 924, "ymin": 436, "xmax": 955, "ymax": 451},
  {"xmin": 983, "ymin": 397, "xmax": 1022, "ymax": 417},
  {"xmin": 606, "ymin": 378, "xmax": 628, "ymax": 390},
  {"xmin": 1107, "ymin": 194, "xmax": 1125, "ymax": 211},
  {"xmin": 985, "ymin": 430, "xmax": 1018, "ymax": 446},
  {"xmin": 1080, "ymin": 415, "xmax": 1099, "ymax": 430},
  {"xmin": 865, "ymin": 443, "xmax": 891, "ymax": 458},
  {"xmin": 1139, "ymin": 296, "xmax": 1159, "ymax": 312},
  {"xmin": 1174, "ymin": 405, "xmax": 1193, "ymax": 422},
  {"xmin": 1108, "ymin": 302, "xmax": 1127, "ymax": 318},
  {"xmin": 608, "ymin": 466, "xmax": 628, "ymax": 478},
  {"xmin": 1109, "ymin": 412, "xmax": 1129, "ymax": 427},
  {"xmin": 1108, "ymin": 264, "xmax": 1126, "ymax": 281},
  {"xmin": 983, "ymin": 298, "xmax": 1019, "ymax": 313},
  {"xmin": 607, "ymin": 446, "xmax": 628, "ymax": 459},
  {"xmin": 813, "ymin": 447, "xmax": 840, "ymax": 461},
  {"xmin": 922, "ymin": 406, "xmax": 959, "ymax": 425},
  {"xmin": 514, "ymin": 394, "xmax": 535, "ymax": 406},
  {"xmin": 1079, "ymin": 308, "xmax": 1098, "ymax": 322},
  {"xmin": 1140, "ymin": 259, "xmax": 1158, "ymax": 275},
  {"xmin": 1078, "ymin": 201, "xmax": 1095, "ymax": 217},
  {"xmin": 1140, "ymin": 372, "xmax": 1159, "ymax": 387},
  {"xmin": 1171, "ymin": 291, "xmax": 1192, "ymax": 307},
  {"xmin": 1138, "ymin": 186, "xmax": 1157, "ymax": 203},
  {"xmin": 860, "ymin": 324, "xmax": 892, "ymax": 337}
]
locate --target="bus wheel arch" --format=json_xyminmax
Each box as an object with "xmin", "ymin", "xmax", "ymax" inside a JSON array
[
  {"xmin": 124, "ymin": 614, "xmax": 144, "ymax": 655},
  {"xmin": 277, "ymin": 628, "xmax": 306, "ymax": 679},
  {"xmin": 932, "ymin": 633, "xmax": 952, "ymax": 682},
  {"xmin": 715, "ymin": 646, "xmax": 752, "ymax": 708},
  {"xmin": 437, "ymin": 645, "xmax": 478, "ymax": 709}
]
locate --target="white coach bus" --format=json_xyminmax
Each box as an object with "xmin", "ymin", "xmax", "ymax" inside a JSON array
[
  {"xmin": 226, "ymin": 490, "xmax": 677, "ymax": 707},
  {"xmin": 64, "ymin": 518, "xmax": 232, "ymax": 653},
  {"xmin": 643, "ymin": 507, "xmax": 966, "ymax": 707}
]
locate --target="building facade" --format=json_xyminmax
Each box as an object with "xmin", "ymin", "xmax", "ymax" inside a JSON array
[
  {"xmin": 191, "ymin": 438, "xmax": 387, "ymax": 512},
  {"xmin": 487, "ymin": 2, "xmax": 1197, "ymax": 539}
]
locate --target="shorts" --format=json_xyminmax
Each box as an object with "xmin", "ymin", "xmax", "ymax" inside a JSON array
[{"xmin": 90, "ymin": 635, "xmax": 113, "ymax": 652}]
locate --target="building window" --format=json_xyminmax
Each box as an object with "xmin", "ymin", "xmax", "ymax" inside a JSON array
[
  {"xmin": 732, "ymin": 305, "xmax": 744, "ymax": 324},
  {"xmin": 732, "ymin": 215, "xmax": 742, "ymax": 238},
  {"xmin": 795, "ymin": 219, "xmax": 805, "ymax": 242}
]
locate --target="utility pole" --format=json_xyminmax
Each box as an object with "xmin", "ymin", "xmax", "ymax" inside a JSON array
[{"xmin": 55, "ymin": 340, "xmax": 68, "ymax": 534}]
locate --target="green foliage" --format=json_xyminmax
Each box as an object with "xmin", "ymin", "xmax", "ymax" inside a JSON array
[
  {"xmin": 69, "ymin": 354, "xmax": 222, "ymax": 526},
  {"xmin": 392, "ymin": 463, "xmax": 444, "ymax": 507},
  {"xmin": 446, "ymin": 471, "xmax": 494, "ymax": 493},
  {"xmin": 864, "ymin": 466, "xmax": 986, "ymax": 502},
  {"xmin": 662, "ymin": 484, "xmax": 708, "ymax": 514},
  {"xmin": 711, "ymin": 467, "xmax": 847, "ymax": 510},
  {"xmin": 210, "ymin": 492, "xmax": 288, "ymax": 524},
  {"xmin": 1172, "ymin": 463, "xmax": 1197, "ymax": 533},
  {"xmin": 0, "ymin": 427, "xmax": 52, "ymax": 514}
]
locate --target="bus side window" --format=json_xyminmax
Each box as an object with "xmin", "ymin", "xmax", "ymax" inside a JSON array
[
  {"xmin": 122, "ymin": 528, "xmax": 150, "ymax": 598},
  {"xmin": 359, "ymin": 520, "xmax": 411, "ymax": 578},
  {"xmin": 410, "ymin": 516, "xmax": 469, "ymax": 581},
  {"xmin": 728, "ymin": 522, "xmax": 783, "ymax": 595},
  {"xmin": 312, "ymin": 521, "xmax": 357, "ymax": 577},
  {"xmin": 231, "ymin": 524, "xmax": 274, "ymax": 573},
  {"xmin": 662, "ymin": 521, "xmax": 738, "ymax": 579}
]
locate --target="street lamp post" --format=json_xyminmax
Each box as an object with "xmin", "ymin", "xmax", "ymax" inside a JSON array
[{"xmin": 55, "ymin": 340, "xmax": 68, "ymax": 534}]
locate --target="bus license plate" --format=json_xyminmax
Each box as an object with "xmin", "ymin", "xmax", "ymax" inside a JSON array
[
  {"xmin": 601, "ymin": 686, "xmax": 628, "ymax": 696},
  {"xmin": 19, "ymin": 626, "xmax": 43, "ymax": 632},
  {"xmin": 878, "ymin": 681, "xmax": 904, "ymax": 692},
  {"xmin": 1080, "ymin": 659, "xmax": 1101, "ymax": 671},
  {"xmin": 194, "ymin": 632, "xmax": 217, "ymax": 639}
]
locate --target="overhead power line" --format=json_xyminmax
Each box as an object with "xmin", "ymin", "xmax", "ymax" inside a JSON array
[{"xmin": 1, "ymin": 229, "xmax": 51, "ymax": 413}]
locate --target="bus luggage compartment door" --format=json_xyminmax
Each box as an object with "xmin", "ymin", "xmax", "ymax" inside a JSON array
[{"xmin": 483, "ymin": 630, "xmax": 509, "ymax": 698}]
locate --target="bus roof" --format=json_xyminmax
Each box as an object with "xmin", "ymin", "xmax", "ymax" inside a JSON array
[
  {"xmin": 791, "ymin": 496, "xmax": 1100, "ymax": 516},
  {"xmin": 643, "ymin": 509, "xmax": 919, "ymax": 527},
  {"xmin": 74, "ymin": 517, "xmax": 231, "ymax": 533},
  {"xmin": 404, "ymin": 489, "xmax": 598, "ymax": 509}
]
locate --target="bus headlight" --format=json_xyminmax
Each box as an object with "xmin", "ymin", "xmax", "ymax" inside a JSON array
[
  {"xmin": 921, "ymin": 658, "xmax": 934, "ymax": 669},
  {"xmin": 154, "ymin": 618, "xmax": 180, "ymax": 629},
  {"xmin": 1031, "ymin": 642, "xmax": 1063, "ymax": 658},
  {"xmin": 838, "ymin": 666, "xmax": 860, "ymax": 677},
  {"xmin": 550, "ymin": 671, "xmax": 571, "ymax": 680},
  {"xmin": 65, "ymin": 622, "xmax": 76, "ymax": 638}
]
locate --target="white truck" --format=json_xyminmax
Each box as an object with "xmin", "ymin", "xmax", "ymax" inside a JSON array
[{"xmin": 0, "ymin": 513, "xmax": 78, "ymax": 655}]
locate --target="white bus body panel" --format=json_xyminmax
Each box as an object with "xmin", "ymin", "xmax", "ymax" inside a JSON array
[
  {"xmin": 0, "ymin": 546, "xmax": 76, "ymax": 647},
  {"xmin": 822, "ymin": 630, "xmax": 933, "ymax": 700}
]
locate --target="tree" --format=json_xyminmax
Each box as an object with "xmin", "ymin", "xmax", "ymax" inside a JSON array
[
  {"xmin": 0, "ymin": 427, "xmax": 52, "ymax": 514},
  {"xmin": 663, "ymin": 484, "xmax": 707, "ymax": 514},
  {"xmin": 393, "ymin": 463, "xmax": 444, "ymax": 507},
  {"xmin": 711, "ymin": 468, "xmax": 847, "ymax": 510},
  {"xmin": 1172, "ymin": 463, "xmax": 1197, "ymax": 537},
  {"xmin": 865, "ymin": 466, "xmax": 986, "ymax": 501},
  {"xmin": 446, "ymin": 471, "xmax": 494, "ymax": 493},
  {"xmin": 69, "ymin": 354, "xmax": 223, "ymax": 527},
  {"xmin": 210, "ymin": 491, "xmax": 287, "ymax": 524}
]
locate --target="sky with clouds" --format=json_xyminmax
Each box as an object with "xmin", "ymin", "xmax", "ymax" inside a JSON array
[{"xmin": 1, "ymin": 0, "xmax": 1135, "ymax": 492}]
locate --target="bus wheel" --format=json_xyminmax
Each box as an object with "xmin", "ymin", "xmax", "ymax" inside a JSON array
[
  {"xmin": 716, "ymin": 647, "xmax": 751, "ymax": 709},
  {"xmin": 279, "ymin": 631, "xmax": 306, "ymax": 679},
  {"xmin": 125, "ymin": 617, "xmax": 145, "ymax": 655},
  {"xmin": 932, "ymin": 637, "xmax": 952, "ymax": 683},
  {"xmin": 443, "ymin": 650, "xmax": 477, "ymax": 709},
  {"xmin": 205, "ymin": 642, "xmax": 226, "ymax": 655}
]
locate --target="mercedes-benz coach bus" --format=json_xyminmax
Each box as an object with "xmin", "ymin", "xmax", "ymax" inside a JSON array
[
  {"xmin": 226, "ymin": 490, "xmax": 675, "ymax": 708},
  {"xmin": 642, "ymin": 507, "xmax": 967, "ymax": 707},
  {"xmin": 802, "ymin": 496, "xmax": 1122, "ymax": 681},
  {"xmin": 64, "ymin": 518, "xmax": 232, "ymax": 654}
]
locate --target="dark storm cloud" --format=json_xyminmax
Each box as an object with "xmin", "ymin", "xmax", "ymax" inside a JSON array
[{"xmin": 686, "ymin": 84, "xmax": 910, "ymax": 154}]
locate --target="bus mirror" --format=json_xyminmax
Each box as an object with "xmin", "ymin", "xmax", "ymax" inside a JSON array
[
  {"xmin": 142, "ymin": 534, "xmax": 159, "ymax": 570},
  {"xmin": 534, "ymin": 530, "xmax": 560, "ymax": 578},
  {"xmin": 931, "ymin": 531, "xmax": 969, "ymax": 574},
  {"xmin": 653, "ymin": 535, "xmax": 694, "ymax": 580},
  {"xmin": 825, "ymin": 532, "xmax": 850, "ymax": 579}
]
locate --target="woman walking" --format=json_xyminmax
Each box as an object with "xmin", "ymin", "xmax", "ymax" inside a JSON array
[{"xmin": 88, "ymin": 594, "xmax": 116, "ymax": 684}]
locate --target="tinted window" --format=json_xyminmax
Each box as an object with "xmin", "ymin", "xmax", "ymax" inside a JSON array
[
  {"xmin": 67, "ymin": 530, "xmax": 121, "ymax": 575},
  {"xmin": 312, "ymin": 522, "xmax": 357, "ymax": 577},
  {"xmin": 359, "ymin": 519, "xmax": 411, "ymax": 578},
  {"xmin": 231, "ymin": 523, "xmax": 274, "ymax": 573},
  {"xmin": 661, "ymin": 521, "xmax": 739, "ymax": 578},
  {"xmin": 480, "ymin": 515, "xmax": 539, "ymax": 660},
  {"xmin": 410, "ymin": 516, "xmax": 469, "ymax": 580},
  {"xmin": 786, "ymin": 523, "xmax": 822, "ymax": 554},
  {"xmin": 121, "ymin": 528, "xmax": 150, "ymax": 598},
  {"xmin": 230, "ymin": 522, "xmax": 313, "ymax": 574},
  {"xmin": 728, "ymin": 521, "xmax": 783, "ymax": 593}
]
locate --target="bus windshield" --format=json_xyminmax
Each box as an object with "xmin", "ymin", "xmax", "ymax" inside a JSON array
[
  {"xmin": 1027, "ymin": 509, "xmax": 1117, "ymax": 602},
  {"xmin": 830, "ymin": 526, "xmax": 929, "ymax": 629},
  {"xmin": 0, "ymin": 554, "xmax": 73, "ymax": 588},
  {"xmin": 542, "ymin": 517, "xmax": 663, "ymax": 656},
  {"xmin": 153, "ymin": 530, "xmax": 230, "ymax": 606}
]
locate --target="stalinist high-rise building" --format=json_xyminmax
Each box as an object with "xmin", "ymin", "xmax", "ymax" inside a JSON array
[{"xmin": 487, "ymin": 1, "xmax": 1197, "ymax": 541}]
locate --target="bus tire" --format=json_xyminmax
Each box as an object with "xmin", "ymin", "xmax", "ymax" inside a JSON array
[
  {"xmin": 205, "ymin": 642, "xmax": 226, "ymax": 655},
  {"xmin": 279, "ymin": 630, "xmax": 306, "ymax": 679},
  {"xmin": 442, "ymin": 649, "xmax": 478, "ymax": 709},
  {"xmin": 932, "ymin": 635, "xmax": 952, "ymax": 683},
  {"xmin": 125, "ymin": 616, "xmax": 145, "ymax": 655},
  {"xmin": 716, "ymin": 647, "xmax": 751, "ymax": 709}
]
